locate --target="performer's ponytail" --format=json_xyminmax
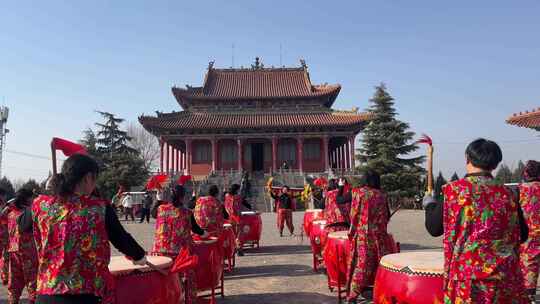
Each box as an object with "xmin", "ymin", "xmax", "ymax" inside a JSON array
[
  {"xmin": 523, "ymin": 160, "xmax": 540, "ymax": 183},
  {"xmin": 171, "ymin": 185, "xmax": 185, "ymax": 207},
  {"xmin": 54, "ymin": 154, "xmax": 99, "ymax": 198}
]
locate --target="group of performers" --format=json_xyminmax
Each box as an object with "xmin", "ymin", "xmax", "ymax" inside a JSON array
[
  {"xmin": 1, "ymin": 137, "xmax": 539, "ymax": 304},
  {"xmin": 0, "ymin": 153, "xmax": 252, "ymax": 304},
  {"xmin": 277, "ymin": 137, "xmax": 540, "ymax": 304},
  {"xmin": 423, "ymin": 138, "xmax": 540, "ymax": 303}
]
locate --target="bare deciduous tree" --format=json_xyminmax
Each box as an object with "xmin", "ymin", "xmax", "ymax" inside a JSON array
[{"xmin": 126, "ymin": 122, "xmax": 160, "ymax": 172}]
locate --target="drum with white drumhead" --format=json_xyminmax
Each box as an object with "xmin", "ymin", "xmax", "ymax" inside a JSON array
[
  {"xmin": 373, "ymin": 251, "xmax": 443, "ymax": 304},
  {"xmin": 108, "ymin": 255, "xmax": 182, "ymax": 304}
]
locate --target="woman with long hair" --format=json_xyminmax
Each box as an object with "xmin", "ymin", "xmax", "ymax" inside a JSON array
[
  {"xmin": 346, "ymin": 170, "xmax": 390, "ymax": 303},
  {"xmin": 519, "ymin": 160, "xmax": 540, "ymax": 300},
  {"xmin": 0, "ymin": 188, "xmax": 37, "ymax": 304},
  {"xmin": 27, "ymin": 154, "xmax": 146, "ymax": 304},
  {"xmin": 194, "ymin": 185, "xmax": 225, "ymax": 237},
  {"xmin": 152, "ymin": 184, "xmax": 207, "ymax": 304}
]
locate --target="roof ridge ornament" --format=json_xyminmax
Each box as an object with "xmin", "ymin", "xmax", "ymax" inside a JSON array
[
  {"xmin": 208, "ymin": 60, "xmax": 215, "ymax": 70},
  {"xmin": 252, "ymin": 57, "xmax": 264, "ymax": 70},
  {"xmin": 300, "ymin": 59, "xmax": 308, "ymax": 70}
]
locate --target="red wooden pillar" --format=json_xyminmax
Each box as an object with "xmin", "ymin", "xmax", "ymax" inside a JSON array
[
  {"xmin": 186, "ymin": 139, "xmax": 192, "ymax": 174},
  {"xmin": 164, "ymin": 142, "xmax": 169, "ymax": 173},
  {"xmin": 340, "ymin": 143, "xmax": 345, "ymax": 169},
  {"xmin": 297, "ymin": 137, "xmax": 304, "ymax": 172},
  {"xmin": 159, "ymin": 140, "xmax": 164, "ymax": 173},
  {"xmin": 211, "ymin": 138, "xmax": 218, "ymax": 172},
  {"xmin": 322, "ymin": 136, "xmax": 329, "ymax": 172},
  {"xmin": 349, "ymin": 136, "xmax": 355, "ymax": 170},
  {"xmin": 345, "ymin": 140, "xmax": 350, "ymax": 170},
  {"xmin": 272, "ymin": 136, "xmax": 278, "ymax": 172},
  {"xmin": 175, "ymin": 148, "xmax": 179, "ymax": 173},
  {"xmin": 237, "ymin": 139, "xmax": 243, "ymax": 172}
]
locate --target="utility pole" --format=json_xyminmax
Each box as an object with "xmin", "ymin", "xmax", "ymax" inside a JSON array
[{"xmin": 0, "ymin": 106, "xmax": 10, "ymax": 177}]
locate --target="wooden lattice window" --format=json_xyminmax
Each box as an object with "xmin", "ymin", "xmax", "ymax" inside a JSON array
[
  {"xmin": 220, "ymin": 143, "xmax": 237, "ymax": 163},
  {"xmin": 193, "ymin": 141, "xmax": 211, "ymax": 163},
  {"xmin": 303, "ymin": 140, "xmax": 321, "ymax": 160}
]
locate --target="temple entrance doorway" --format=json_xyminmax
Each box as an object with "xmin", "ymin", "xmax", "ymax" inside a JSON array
[{"xmin": 251, "ymin": 143, "xmax": 264, "ymax": 172}]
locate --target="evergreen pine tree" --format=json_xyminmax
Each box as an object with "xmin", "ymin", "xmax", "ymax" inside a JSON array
[
  {"xmin": 21, "ymin": 179, "xmax": 43, "ymax": 193},
  {"xmin": 434, "ymin": 171, "xmax": 448, "ymax": 200},
  {"xmin": 512, "ymin": 160, "xmax": 526, "ymax": 183},
  {"xmin": 450, "ymin": 172, "xmax": 459, "ymax": 181},
  {"xmin": 356, "ymin": 84, "xmax": 425, "ymax": 200},
  {"xmin": 95, "ymin": 111, "xmax": 137, "ymax": 163},
  {"xmin": 86, "ymin": 111, "xmax": 149, "ymax": 199},
  {"xmin": 79, "ymin": 128, "xmax": 99, "ymax": 158},
  {"xmin": 0, "ymin": 177, "xmax": 15, "ymax": 200},
  {"xmin": 495, "ymin": 164, "xmax": 513, "ymax": 184}
]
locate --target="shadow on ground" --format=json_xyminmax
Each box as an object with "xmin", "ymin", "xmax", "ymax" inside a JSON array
[
  {"xmin": 399, "ymin": 243, "xmax": 442, "ymax": 251},
  {"xmin": 242, "ymin": 244, "xmax": 312, "ymax": 257},
  {"xmin": 225, "ymin": 263, "xmax": 315, "ymax": 280},
  {"xmin": 216, "ymin": 292, "xmax": 341, "ymax": 304}
]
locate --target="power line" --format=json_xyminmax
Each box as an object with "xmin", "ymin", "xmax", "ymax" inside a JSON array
[{"xmin": 5, "ymin": 149, "xmax": 51, "ymax": 160}]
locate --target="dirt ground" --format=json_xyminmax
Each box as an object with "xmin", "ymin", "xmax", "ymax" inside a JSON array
[{"xmin": 1, "ymin": 210, "xmax": 445, "ymax": 304}]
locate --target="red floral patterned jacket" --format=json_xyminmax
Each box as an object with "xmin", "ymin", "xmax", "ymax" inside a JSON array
[
  {"xmin": 324, "ymin": 189, "xmax": 351, "ymax": 226},
  {"xmin": 443, "ymin": 176, "xmax": 521, "ymax": 282},
  {"xmin": 32, "ymin": 195, "xmax": 111, "ymax": 297},
  {"xmin": 152, "ymin": 203, "xmax": 193, "ymax": 257},
  {"xmin": 224, "ymin": 193, "xmax": 241, "ymax": 225},
  {"xmin": 194, "ymin": 196, "xmax": 224, "ymax": 236}
]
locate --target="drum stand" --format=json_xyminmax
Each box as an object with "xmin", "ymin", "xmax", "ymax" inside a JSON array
[
  {"xmin": 223, "ymin": 249, "xmax": 236, "ymax": 272},
  {"xmin": 326, "ymin": 246, "xmax": 348, "ymax": 303},
  {"xmin": 197, "ymin": 251, "xmax": 225, "ymax": 304}
]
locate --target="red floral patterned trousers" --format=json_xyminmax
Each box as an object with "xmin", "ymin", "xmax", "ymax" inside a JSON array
[
  {"xmin": 276, "ymin": 209, "xmax": 294, "ymax": 235},
  {"xmin": 8, "ymin": 251, "xmax": 37, "ymax": 303},
  {"xmin": 0, "ymin": 248, "xmax": 8, "ymax": 285}
]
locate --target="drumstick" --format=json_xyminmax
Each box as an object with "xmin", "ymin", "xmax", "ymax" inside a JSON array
[
  {"xmin": 389, "ymin": 202, "xmax": 402, "ymax": 219},
  {"xmin": 145, "ymin": 261, "xmax": 168, "ymax": 276}
]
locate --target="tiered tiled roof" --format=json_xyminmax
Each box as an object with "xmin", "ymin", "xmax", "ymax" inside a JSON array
[
  {"xmin": 139, "ymin": 111, "xmax": 371, "ymax": 134},
  {"xmin": 506, "ymin": 107, "xmax": 540, "ymax": 130},
  {"xmin": 172, "ymin": 61, "xmax": 341, "ymax": 109}
]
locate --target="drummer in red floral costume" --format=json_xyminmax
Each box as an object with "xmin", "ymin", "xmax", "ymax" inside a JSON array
[
  {"xmin": 324, "ymin": 179, "xmax": 351, "ymax": 233},
  {"xmin": 152, "ymin": 184, "xmax": 207, "ymax": 304},
  {"xmin": 346, "ymin": 170, "xmax": 391, "ymax": 304},
  {"xmin": 0, "ymin": 187, "xmax": 9, "ymax": 286},
  {"xmin": 518, "ymin": 160, "xmax": 540, "ymax": 300},
  {"xmin": 0, "ymin": 188, "xmax": 38, "ymax": 304},
  {"xmin": 194, "ymin": 185, "xmax": 226, "ymax": 237},
  {"xmin": 424, "ymin": 138, "xmax": 529, "ymax": 303},
  {"xmin": 224, "ymin": 184, "xmax": 252, "ymax": 256},
  {"xmin": 19, "ymin": 154, "xmax": 146, "ymax": 304}
]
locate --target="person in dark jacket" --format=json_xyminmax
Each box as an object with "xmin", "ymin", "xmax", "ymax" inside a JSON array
[
  {"xmin": 271, "ymin": 186, "xmax": 296, "ymax": 237},
  {"xmin": 139, "ymin": 191, "xmax": 153, "ymax": 224}
]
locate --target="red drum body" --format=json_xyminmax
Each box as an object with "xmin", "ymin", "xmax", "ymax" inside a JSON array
[
  {"xmin": 323, "ymin": 231, "xmax": 351, "ymax": 290},
  {"xmin": 193, "ymin": 237, "xmax": 224, "ymax": 292},
  {"xmin": 373, "ymin": 251, "xmax": 443, "ymax": 304},
  {"xmin": 222, "ymin": 223, "xmax": 236, "ymax": 271},
  {"xmin": 309, "ymin": 220, "xmax": 328, "ymax": 271},
  {"xmin": 309, "ymin": 220, "xmax": 328, "ymax": 258},
  {"xmin": 303, "ymin": 209, "xmax": 324, "ymax": 237},
  {"xmin": 109, "ymin": 256, "xmax": 182, "ymax": 304},
  {"xmin": 238, "ymin": 211, "xmax": 262, "ymax": 248}
]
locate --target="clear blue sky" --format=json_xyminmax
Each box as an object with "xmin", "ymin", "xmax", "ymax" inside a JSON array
[{"xmin": 1, "ymin": 0, "xmax": 539, "ymax": 182}]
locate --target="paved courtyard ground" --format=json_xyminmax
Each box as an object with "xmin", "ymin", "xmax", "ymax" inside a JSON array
[{"xmin": 0, "ymin": 210, "xmax": 443, "ymax": 304}]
